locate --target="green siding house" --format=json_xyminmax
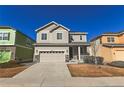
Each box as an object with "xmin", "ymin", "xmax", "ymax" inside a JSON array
[{"xmin": 0, "ymin": 26, "xmax": 35, "ymax": 63}]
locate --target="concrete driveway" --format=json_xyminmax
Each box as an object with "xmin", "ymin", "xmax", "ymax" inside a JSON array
[
  {"xmin": 0, "ymin": 62, "xmax": 71, "ymax": 87},
  {"xmin": 1, "ymin": 62, "xmax": 124, "ymax": 87}
]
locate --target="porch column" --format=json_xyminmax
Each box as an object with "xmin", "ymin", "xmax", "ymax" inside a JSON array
[
  {"xmin": 78, "ymin": 46, "xmax": 81, "ymax": 61},
  {"xmin": 72, "ymin": 47, "xmax": 75, "ymax": 60}
]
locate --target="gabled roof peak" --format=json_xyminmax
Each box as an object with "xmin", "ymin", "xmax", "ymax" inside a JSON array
[
  {"xmin": 35, "ymin": 21, "xmax": 70, "ymax": 32},
  {"xmin": 49, "ymin": 21, "xmax": 59, "ymax": 25}
]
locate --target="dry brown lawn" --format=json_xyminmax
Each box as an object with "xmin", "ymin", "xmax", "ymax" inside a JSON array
[
  {"xmin": 0, "ymin": 61, "xmax": 28, "ymax": 78},
  {"xmin": 0, "ymin": 66, "xmax": 27, "ymax": 78},
  {"xmin": 67, "ymin": 64, "xmax": 124, "ymax": 77}
]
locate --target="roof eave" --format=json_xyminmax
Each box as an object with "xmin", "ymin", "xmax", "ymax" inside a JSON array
[
  {"xmin": 69, "ymin": 32, "xmax": 88, "ymax": 35},
  {"xmin": 33, "ymin": 43, "xmax": 90, "ymax": 46},
  {"xmin": 35, "ymin": 21, "xmax": 58, "ymax": 32}
]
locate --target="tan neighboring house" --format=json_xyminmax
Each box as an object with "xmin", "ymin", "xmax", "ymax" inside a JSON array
[
  {"xmin": 33, "ymin": 21, "xmax": 89, "ymax": 63},
  {"xmin": 90, "ymin": 31, "xmax": 124, "ymax": 64}
]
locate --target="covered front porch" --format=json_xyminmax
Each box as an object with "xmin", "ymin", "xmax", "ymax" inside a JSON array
[{"xmin": 69, "ymin": 45, "xmax": 89, "ymax": 63}]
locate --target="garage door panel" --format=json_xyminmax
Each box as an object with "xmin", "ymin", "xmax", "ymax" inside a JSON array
[
  {"xmin": 115, "ymin": 50, "xmax": 124, "ymax": 61},
  {"xmin": 40, "ymin": 51, "xmax": 65, "ymax": 62}
]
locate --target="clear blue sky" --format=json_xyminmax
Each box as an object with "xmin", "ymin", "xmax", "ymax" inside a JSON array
[{"xmin": 0, "ymin": 5, "xmax": 124, "ymax": 41}]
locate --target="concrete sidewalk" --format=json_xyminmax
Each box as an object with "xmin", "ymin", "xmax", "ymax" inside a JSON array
[
  {"xmin": 1, "ymin": 62, "xmax": 124, "ymax": 87},
  {"xmin": 64, "ymin": 77, "xmax": 124, "ymax": 87}
]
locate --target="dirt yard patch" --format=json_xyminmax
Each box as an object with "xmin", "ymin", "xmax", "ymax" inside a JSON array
[
  {"xmin": 67, "ymin": 64, "xmax": 124, "ymax": 77},
  {"xmin": 0, "ymin": 66, "xmax": 27, "ymax": 78},
  {"xmin": 0, "ymin": 62, "xmax": 28, "ymax": 78}
]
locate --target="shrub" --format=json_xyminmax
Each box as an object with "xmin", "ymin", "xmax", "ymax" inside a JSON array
[
  {"xmin": 0, "ymin": 60, "xmax": 23, "ymax": 68},
  {"xmin": 96, "ymin": 56, "xmax": 104, "ymax": 65},
  {"xmin": 9, "ymin": 60, "xmax": 17, "ymax": 64},
  {"xmin": 108, "ymin": 61, "xmax": 124, "ymax": 68},
  {"xmin": 82, "ymin": 55, "xmax": 104, "ymax": 65}
]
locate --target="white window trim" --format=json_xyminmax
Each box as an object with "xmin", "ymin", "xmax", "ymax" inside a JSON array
[
  {"xmin": 0, "ymin": 32, "xmax": 10, "ymax": 40},
  {"xmin": 80, "ymin": 35, "xmax": 82, "ymax": 40},
  {"xmin": 107, "ymin": 36, "xmax": 115, "ymax": 43},
  {"xmin": 57, "ymin": 33, "xmax": 62, "ymax": 40},
  {"xmin": 41, "ymin": 33, "xmax": 47, "ymax": 40}
]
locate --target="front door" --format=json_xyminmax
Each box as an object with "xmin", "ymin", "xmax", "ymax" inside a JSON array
[{"xmin": 70, "ymin": 47, "xmax": 78, "ymax": 60}]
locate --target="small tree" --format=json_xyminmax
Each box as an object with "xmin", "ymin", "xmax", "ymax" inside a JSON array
[{"xmin": 91, "ymin": 41, "xmax": 100, "ymax": 65}]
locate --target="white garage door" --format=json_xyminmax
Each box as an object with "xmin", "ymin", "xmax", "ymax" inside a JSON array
[
  {"xmin": 40, "ymin": 51, "xmax": 65, "ymax": 62},
  {"xmin": 115, "ymin": 50, "xmax": 124, "ymax": 61}
]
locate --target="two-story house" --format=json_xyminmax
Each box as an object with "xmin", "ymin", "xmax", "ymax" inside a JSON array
[
  {"xmin": 33, "ymin": 21, "xmax": 89, "ymax": 63},
  {"xmin": 0, "ymin": 26, "xmax": 35, "ymax": 63},
  {"xmin": 90, "ymin": 31, "xmax": 124, "ymax": 63}
]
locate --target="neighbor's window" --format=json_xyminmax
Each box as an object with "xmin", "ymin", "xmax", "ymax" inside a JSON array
[
  {"xmin": 107, "ymin": 36, "xmax": 115, "ymax": 43},
  {"xmin": 0, "ymin": 33, "xmax": 2, "ymax": 40},
  {"xmin": 3, "ymin": 33, "xmax": 10, "ymax": 40},
  {"xmin": 41, "ymin": 33, "xmax": 47, "ymax": 40},
  {"xmin": 70, "ymin": 35, "xmax": 73, "ymax": 40},
  {"xmin": 0, "ymin": 33, "xmax": 10, "ymax": 40},
  {"xmin": 26, "ymin": 38, "xmax": 31, "ymax": 47},
  {"xmin": 57, "ymin": 33, "xmax": 62, "ymax": 40},
  {"xmin": 80, "ymin": 35, "xmax": 82, "ymax": 40}
]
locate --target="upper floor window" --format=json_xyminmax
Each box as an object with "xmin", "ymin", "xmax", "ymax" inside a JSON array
[
  {"xmin": 26, "ymin": 38, "xmax": 32, "ymax": 47},
  {"xmin": 41, "ymin": 33, "xmax": 47, "ymax": 40},
  {"xmin": 57, "ymin": 33, "xmax": 62, "ymax": 40},
  {"xmin": 0, "ymin": 33, "xmax": 10, "ymax": 40},
  {"xmin": 107, "ymin": 36, "xmax": 115, "ymax": 43},
  {"xmin": 3, "ymin": 33, "xmax": 10, "ymax": 40},
  {"xmin": 70, "ymin": 35, "xmax": 74, "ymax": 41},
  {"xmin": 80, "ymin": 35, "xmax": 82, "ymax": 40}
]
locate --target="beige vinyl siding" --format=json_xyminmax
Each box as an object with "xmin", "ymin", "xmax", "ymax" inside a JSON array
[
  {"xmin": 70, "ymin": 34, "xmax": 87, "ymax": 42},
  {"xmin": 37, "ymin": 26, "xmax": 69, "ymax": 43},
  {"xmin": 36, "ymin": 24, "xmax": 58, "ymax": 43}
]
